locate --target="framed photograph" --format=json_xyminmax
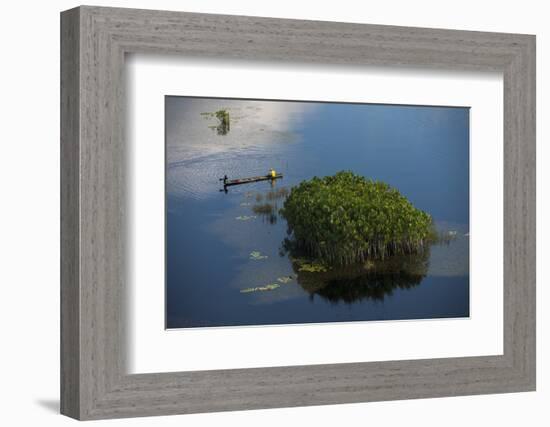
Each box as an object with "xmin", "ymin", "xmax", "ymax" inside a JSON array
[
  {"xmin": 164, "ymin": 96, "xmax": 470, "ymax": 329},
  {"xmin": 61, "ymin": 6, "xmax": 536, "ymax": 420}
]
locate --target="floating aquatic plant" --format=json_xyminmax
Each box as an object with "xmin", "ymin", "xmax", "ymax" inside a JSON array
[
  {"xmin": 235, "ymin": 215, "xmax": 256, "ymax": 221},
  {"xmin": 249, "ymin": 251, "xmax": 268, "ymax": 260},
  {"xmin": 280, "ymin": 171, "xmax": 436, "ymax": 266},
  {"xmin": 240, "ymin": 275, "xmax": 294, "ymax": 294},
  {"xmin": 215, "ymin": 109, "xmax": 230, "ymax": 134},
  {"xmin": 297, "ymin": 262, "xmax": 328, "ymax": 273},
  {"xmin": 288, "ymin": 257, "xmax": 330, "ymax": 273},
  {"xmin": 240, "ymin": 283, "xmax": 280, "ymax": 293},
  {"xmin": 201, "ymin": 109, "xmax": 230, "ymax": 135}
]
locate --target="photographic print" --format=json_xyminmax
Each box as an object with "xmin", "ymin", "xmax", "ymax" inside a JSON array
[{"xmin": 166, "ymin": 96, "xmax": 469, "ymax": 329}]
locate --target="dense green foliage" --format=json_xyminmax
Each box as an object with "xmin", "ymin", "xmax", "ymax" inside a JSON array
[{"xmin": 280, "ymin": 171, "xmax": 435, "ymax": 265}]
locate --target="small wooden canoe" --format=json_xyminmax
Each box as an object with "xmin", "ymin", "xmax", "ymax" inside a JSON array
[{"xmin": 222, "ymin": 173, "xmax": 283, "ymax": 187}]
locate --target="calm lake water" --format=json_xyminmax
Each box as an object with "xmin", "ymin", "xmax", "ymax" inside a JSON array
[{"xmin": 166, "ymin": 97, "xmax": 470, "ymax": 329}]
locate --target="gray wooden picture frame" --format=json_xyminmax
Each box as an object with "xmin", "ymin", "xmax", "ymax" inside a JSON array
[{"xmin": 60, "ymin": 5, "xmax": 536, "ymax": 420}]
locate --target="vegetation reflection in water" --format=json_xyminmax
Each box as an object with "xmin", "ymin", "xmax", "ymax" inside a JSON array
[
  {"xmin": 232, "ymin": 172, "xmax": 457, "ymax": 305},
  {"xmin": 290, "ymin": 251, "xmax": 430, "ymax": 304}
]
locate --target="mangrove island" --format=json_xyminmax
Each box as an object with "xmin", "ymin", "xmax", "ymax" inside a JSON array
[{"xmin": 280, "ymin": 171, "xmax": 436, "ymax": 266}]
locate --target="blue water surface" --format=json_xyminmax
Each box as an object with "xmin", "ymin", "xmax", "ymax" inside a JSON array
[{"xmin": 166, "ymin": 97, "xmax": 470, "ymax": 328}]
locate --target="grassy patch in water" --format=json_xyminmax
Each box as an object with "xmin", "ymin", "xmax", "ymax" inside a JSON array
[
  {"xmin": 252, "ymin": 203, "xmax": 275, "ymax": 215},
  {"xmin": 252, "ymin": 202, "xmax": 278, "ymax": 225},
  {"xmin": 266, "ymin": 187, "xmax": 289, "ymax": 201},
  {"xmin": 281, "ymin": 171, "xmax": 436, "ymax": 266},
  {"xmin": 290, "ymin": 258, "xmax": 329, "ymax": 273},
  {"xmin": 201, "ymin": 109, "xmax": 230, "ymax": 135}
]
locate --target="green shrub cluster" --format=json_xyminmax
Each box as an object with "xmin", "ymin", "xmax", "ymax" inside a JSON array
[{"xmin": 280, "ymin": 171, "xmax": 435, "ymax": 265}]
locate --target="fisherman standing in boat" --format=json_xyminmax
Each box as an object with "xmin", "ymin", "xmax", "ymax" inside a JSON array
[{"xmin": 220, "ymin": 170, "xmax": 282, "ymax": 190}]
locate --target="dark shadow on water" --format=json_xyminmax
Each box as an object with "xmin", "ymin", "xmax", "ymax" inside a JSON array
[
  {"xmin": 310, "ymin": 270, "xmax": 425, "ymax": 304},
  {"xmin": 35, "ymin": 399, "xmax": 59, "ymax": 413},
  {"xmin": 291, "ymin": 249, "xmax": 431, "ymax": 305}
]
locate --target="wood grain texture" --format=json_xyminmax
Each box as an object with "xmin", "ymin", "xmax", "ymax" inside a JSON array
[
  {"xmin": 60, "ymin": 7, "xmax": 80, "ymax": 419},
  {"xmin": 60, "ymin": 5, "xmax": 536, "ymax": 420}
]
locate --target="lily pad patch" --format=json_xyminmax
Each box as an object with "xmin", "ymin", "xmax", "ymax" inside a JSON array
[
  {"xmin": 249, "ymin": 251, "xmax": 268, "ymax": 260},
  {"xmin": 236, "ymin": 215, "xmax": 256, "ymax": 221},
  {"xmin": 240, "ymin": 284, "xmax": 280, "ymax": 293}
]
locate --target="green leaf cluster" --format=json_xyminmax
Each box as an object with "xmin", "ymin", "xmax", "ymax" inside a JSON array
[{"xmin": 280, "ymin": 171, "xmax": 435, "ymax": 265}]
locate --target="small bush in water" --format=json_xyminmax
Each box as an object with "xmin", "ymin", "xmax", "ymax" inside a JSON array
[{"xmin": 280, "ymin": 171, "xmax": 435, "ymax": 266}]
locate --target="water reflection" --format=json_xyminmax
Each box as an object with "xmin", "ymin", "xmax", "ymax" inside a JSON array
[{"xmin": 293, "ymin": 251, "xmax": 430, "ymax": 304}]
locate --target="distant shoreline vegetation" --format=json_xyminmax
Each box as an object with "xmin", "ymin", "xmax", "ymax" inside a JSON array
[{"xmin": 280, "ymin": 171, "xmax": 437, "ymax": 266}]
